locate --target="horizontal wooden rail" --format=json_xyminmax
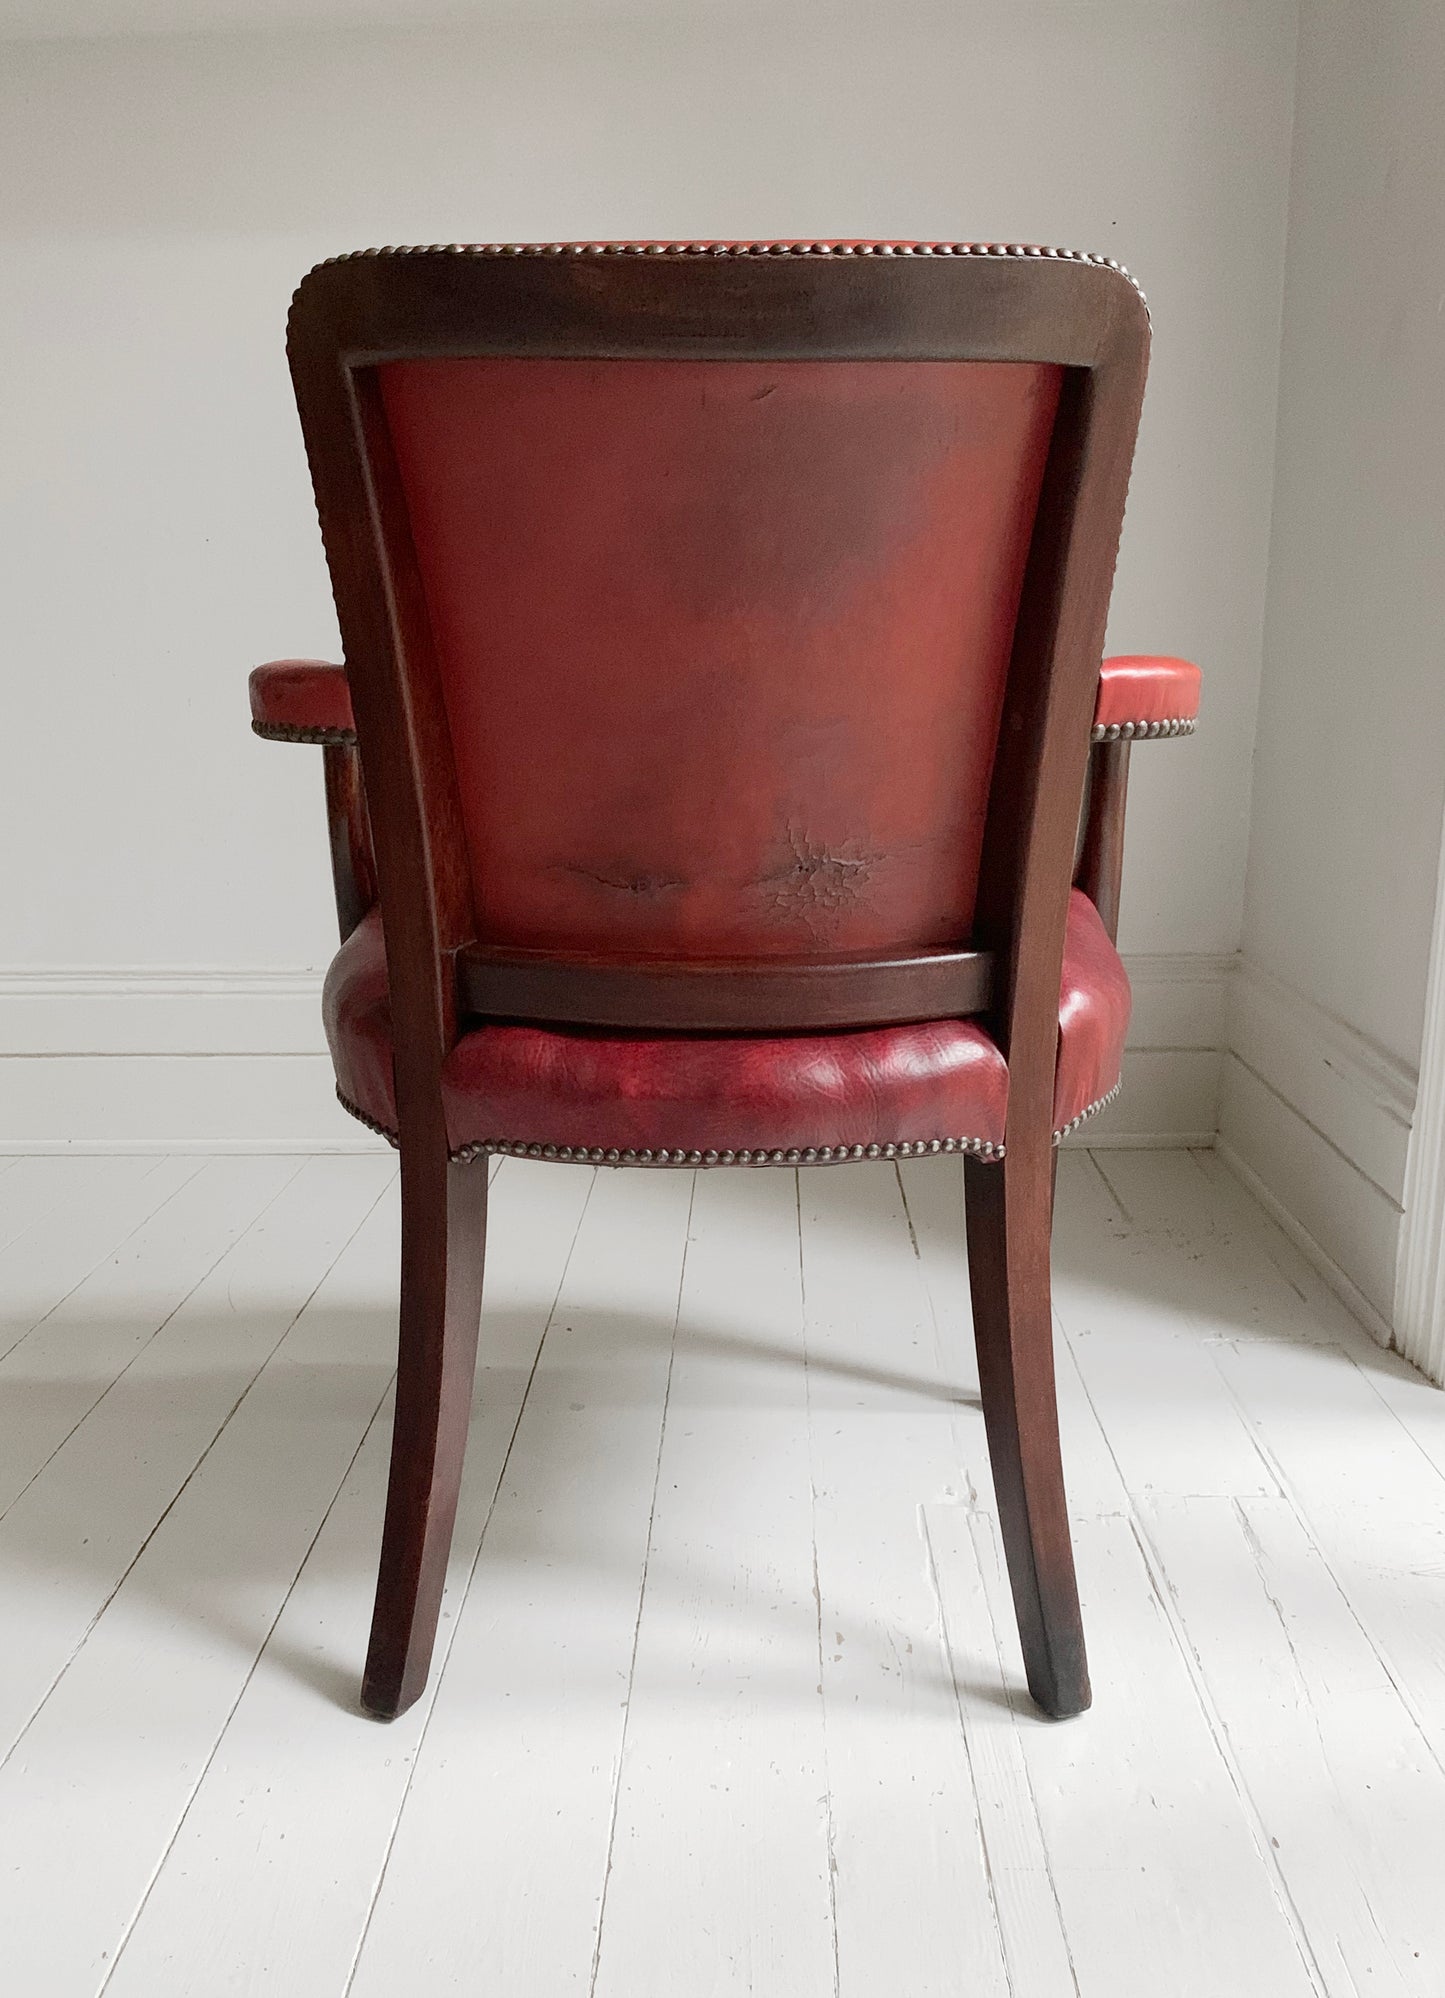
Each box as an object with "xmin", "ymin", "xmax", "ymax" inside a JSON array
[{"xmin": 454, "ymin": 943, "xmax": 994, "ymax": 1033}]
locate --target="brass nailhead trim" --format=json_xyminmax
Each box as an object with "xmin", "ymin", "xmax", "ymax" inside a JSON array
[
  {"xmin": 1051, "ymin": 1078, "xmax": 1122, "ymax": 1144},
  {"xmin": 336, "ymin": 1090, "xmax": 398, "ymax": 1146},
  {"xmin": 1090, "ymin": 717, "xmax": 1196, "ymax": 744},
  {"xmin": 255, "ymin": 707, "xmax": 1191, "ymax": 756},
  {"xmin": 450, "ymin": 1132, "xmax": 1003, "ymax": 1169},
  {"xmin": 252, "ymin": 719, "xmax": 357, "ymax": 747},
  {"xmin": 303, "ymin": 240, "xmax": 1146, "ymax": 310},
  {"xmin": 335, "ymin": 1075, "xmax": 1125, "ymax": 1165}
]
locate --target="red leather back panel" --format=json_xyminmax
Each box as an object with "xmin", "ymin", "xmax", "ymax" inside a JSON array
[{"xmin": 379, "ymin": 357, "xmax": 1061, "ymax": 961}]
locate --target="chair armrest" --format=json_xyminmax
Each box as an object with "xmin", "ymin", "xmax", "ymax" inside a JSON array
[
  {"xmin": 1077, "ymin": 656, "xmax": 1200, "ymax": 941},
  {"xmin": 249, "ymin": 659, "xmax": 356, "ymax": 744},
  {"xmin": 249, "ymin": 659, "xmax": 373, "ymax": 940},
  {"xmin": 1092, "ymin": 655, "xmax": 1201, "ymax": 741}
]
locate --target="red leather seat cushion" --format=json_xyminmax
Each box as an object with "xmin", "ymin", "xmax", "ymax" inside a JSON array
[{"xmin": 324, "ymin": 890, "xmax": 1129, "ymax": 1159}]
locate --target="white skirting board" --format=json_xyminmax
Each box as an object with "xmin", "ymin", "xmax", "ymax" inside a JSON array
[
  {"xmin": 1218, "ymin": 957, "xmax": 1418, "ymax": 1361},
  {"xmin": 3, "ymin": 950, "xmax": 1437, "ymax": 1382},
  {"xmin": 1393, "ymin": 800, "xmax": 1445, "ymax": 1385},
  {"xmin": 0, "ymin": 950, "xmax": 1234, "ymax": 1155}
]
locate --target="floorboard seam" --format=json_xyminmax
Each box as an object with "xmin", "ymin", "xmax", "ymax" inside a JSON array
[
  {"xmin": 95, "ymin": 1379, "xmax": 398, "ymax": 1998},
  {"xmin": 0, "ymin": 1152, "xmax": 214, "ymax": 1365},
  {"xmin": 1128, "ymin": 1511, "xmax": 1333, "ymax": 1998},
  {"xmin": 797, "ymin": 1170, "xmax": 843, "ymax": 1998},
  {"xmin": 0, "ymin": 1169, "xmax": 393, "ymax": 1774},
  {"xmin": 1207, "ymin": 1353, "xmax": 1445, "ymax": 1787},
  {"xmin": 921, "ymin": 1505, "xmax": 1024, "ymax": 1997},
  {"xmin": 586, "ymin": 1171, "xmax": 697, "ymax": 1998},
  {"xmin": 341, "ymin": 1163, "xmax": 599, "ymax": 1998},
  {"xmin": 0, "ymin": 1156, "xmax": 314, "ymax": 1528}
]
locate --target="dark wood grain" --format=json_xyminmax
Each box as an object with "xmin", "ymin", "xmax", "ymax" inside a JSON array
[
  {"xmin": 322, "ymin": 740, "xmax": 378, "ymax": 944},
  {"xmin": 456, "ymin": 941, "xmax": 994, "ymax": 1032},
  {"xmin": 1075, "ymin": 739, "xmax": 1131, "ymax": 942},
  {"xmin": 965, "ymin": 1147, "xmax": 1088, "ymax": 1716},
  {"xmin": 361, "ymin": 1152, "xmax": 488, "ymax": 1721}
]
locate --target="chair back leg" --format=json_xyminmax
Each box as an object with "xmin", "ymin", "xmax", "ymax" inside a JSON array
[
  {"xmin": 964, "ymin": 1146, "xmax": 1090, "ymax": 1718},
  {"xmin": 362, "ymin": 1148, "xmax": 489, "ymax": 1720}
]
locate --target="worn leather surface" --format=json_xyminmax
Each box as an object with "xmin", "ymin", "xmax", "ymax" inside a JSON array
[
  {"xmin": 380, "ymin": 357, "xmax": 1061, "ymax": 961},
  {"xmin": 1095, "ymin": 654, "xmax": 1201, "ymax": 729},
  {"xmin": 322, "ymin": 908, "xmax": 395, "ymax": 1131},
  {"xmin": 1053, "ymin": 889, "xmax": 1132, "ymax": 1129},
  {"xmin": 249, "ymin": 659, "xmax": 354, "ymax": 738},
  {"xmin": 324, "ymin": 890, "xmax": 1128, "ymax": 1153}
]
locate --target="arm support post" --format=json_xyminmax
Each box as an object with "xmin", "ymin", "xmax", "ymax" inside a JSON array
[
  {"xmin": 251, "ymin": 658, "xmax": 376, "ymax": 941},
  {"xmin": 323, "ymin": 740, "xmax": 379, "ymax": 943},
  {"xmin": 1076, "ymin": 738, "xmax": 1131, "ymax": 943}
]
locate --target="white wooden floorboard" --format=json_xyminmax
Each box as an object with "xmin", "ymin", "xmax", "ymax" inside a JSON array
[
  {"xmin": 922, "ymin": 1502, "xmax": 1082, "ymax": 1998},
  {"xmin": 1196, "ymin": 1147, "xmax": 1445, "ymax": 1478},
  {"xmin": 1105, "ymin": 1149, "xmax": 1445, "ymax": 1758},
  {"xmin": 0, "ymin": 1154, "xmax": 304, "ymax": 1517},
  {"xmin": 956, "ymin": 1505, "xmax": 1325, "ymax": 1998},
  {"xmin": 1139, "ymin": 1494, "xmax": 1445, "ymax": 1997},
  {"xmin": 0, "ymin": 1154, "xmax": 398, "ymax": 1993},
  {"xmin": 798, "ymin": 1161, "xmax": 1011, "ymax": 1998},
  {"xmin": 345, "ymin": 1166, "xmax": 695, "ymax": 1998},
  {"xmin": 0, "ymin": 1153, "xmax": 156, "ymax": 1257},
  {"xmin": 99, "ymin": 1157, "xmax": 595, "ymax": 1998},
  {"xmin": 0, "ymin": 1153, "xmax": 392, "ymax": 1765},
  {"xmin": 590, "ymin": 1168, "xmax": 835, "ymax": 1998},
  {"xmin": 1208, "ymin": 1335, "xmax": 1445, "ymax": 1751},
  {"xmin": 2, "ymin": 1143, "xmax": 1442, "ymax": 1996},
  {"xmin": 0, "ymin": 1151, "xmax": 203, "ymax": 1361},
  {"xmin": 1051, "ymin": 1152, "xmax": 1283, "ymax": 1498}
]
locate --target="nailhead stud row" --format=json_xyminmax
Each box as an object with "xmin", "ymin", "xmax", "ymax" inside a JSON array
[
  {"xmin": 1091, "ymin": 718, "xmax": 1196, "ymax": 743},
  {"xmin": 1052, "ymin": 1079, "xmax": 1122, "ymax": 1143},
  {"xmin": 263, "ymin": 712, "xmax": 1186, "ymax": 752},
  {"xmin": 252, "ymin": 720, "xmax": 358, "ymax": 747},
  {"xmin": 336, "ymin": 1078, "xmax": 1126, "ymax": 1163},
  {"xmin": 453, "ymin": 1133, "xmax": 1002, "ymax": 1169},
  {"xmin": 307, "ymin": 239, "xmax": 1145, "ymax": 309}
]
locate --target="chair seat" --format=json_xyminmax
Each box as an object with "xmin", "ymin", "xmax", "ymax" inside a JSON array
[{"xmin": 325, "ymin": 889, "xmax": 1130, "ymax": 1163}]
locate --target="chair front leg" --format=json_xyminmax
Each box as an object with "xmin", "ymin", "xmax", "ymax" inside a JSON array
[
  {"xmin": 964, "ymin": 1142, "xmax": 1089, "ymax": 1718},
  {"xmin": 362, "ymin": 1143, "xmax": 488, "ymax": 1721}
]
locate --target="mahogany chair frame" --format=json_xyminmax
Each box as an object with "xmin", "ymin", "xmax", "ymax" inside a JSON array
[{"xmin": 282, "ymin": 243, "xmax": 1151, "ymax": 1722}]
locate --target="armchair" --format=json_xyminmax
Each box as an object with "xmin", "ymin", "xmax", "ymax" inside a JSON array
[{"xmin": 251, "ymin": 240, "xmax": 1200, "ymax": 1722}]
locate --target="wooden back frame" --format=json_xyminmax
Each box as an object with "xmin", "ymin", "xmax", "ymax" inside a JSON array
[{"xmin": 286, "ymin": 244, "xmax": 1150, "ymax": 1168}]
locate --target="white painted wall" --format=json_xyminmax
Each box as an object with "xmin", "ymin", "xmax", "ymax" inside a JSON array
[
  {"xmin": 1220, "ymin": 0, "xmax": 1445, "ymax": 1336},
  {"xmin": 0, "ymin": 2, "xmax": 1296, "ymax": 1145}
]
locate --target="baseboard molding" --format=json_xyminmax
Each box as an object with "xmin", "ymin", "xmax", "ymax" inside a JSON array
[
  {"xmin": 0, "ymin": 950, "xmax": 1233, "ymax": 1153},
  {"xmin": 1218, "ymin": 959, "xmax": 1416, "ymax": 1343},
  {"xmin": 1062, "ymin": 947, "xmax": 1232, "ymax": 1150},
  {"xmin": 0, "ymin": 1053, "xmax": 388, "ymax": 1153},
  {"xmin": 1215, "ymin": 1137, "xmax": 1394, "ymax": 1351},
  {"xmin": 0, "ymin": 967, "xmax": 326, "ymax": 1057},
  {"xmin": 1393, "ymin": 802, "xmax": 1445, "ymax": 1385},
  {"xmin": 1229, "ymin": 959, "xmax": 1415, "ymax": 1204}
]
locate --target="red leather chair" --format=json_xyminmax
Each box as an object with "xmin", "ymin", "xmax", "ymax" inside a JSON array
[{"xmin": 251, "ymin": 241, "xmax": 1200, "ymax": 1722}]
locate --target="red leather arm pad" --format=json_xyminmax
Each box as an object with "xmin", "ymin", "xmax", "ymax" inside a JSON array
[
  {"xmin": 1093, "ymin": 655, "xmax": 1201, "ymax": 740},
  {"xmin": 249, "ymin": 660, "xmax": 356, "ymax": 744}
]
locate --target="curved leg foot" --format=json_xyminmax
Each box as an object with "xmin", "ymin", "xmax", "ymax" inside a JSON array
[
  {"xmin": 362, "ymin": 1149, "xmax": 488, "ymax": 1721},
  {"xmin": 964, "ymin": 1146, "xmax": 1089, "ymax": 1719}
]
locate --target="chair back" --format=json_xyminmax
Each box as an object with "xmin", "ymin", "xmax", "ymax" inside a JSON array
[
  {"xmin": 379, "ymin": 351, "xmax": 1058, "ymax": 962},
  {"xmin": 287, "ymin": 243, "xmax": 1148, "ymax": 1137}
]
